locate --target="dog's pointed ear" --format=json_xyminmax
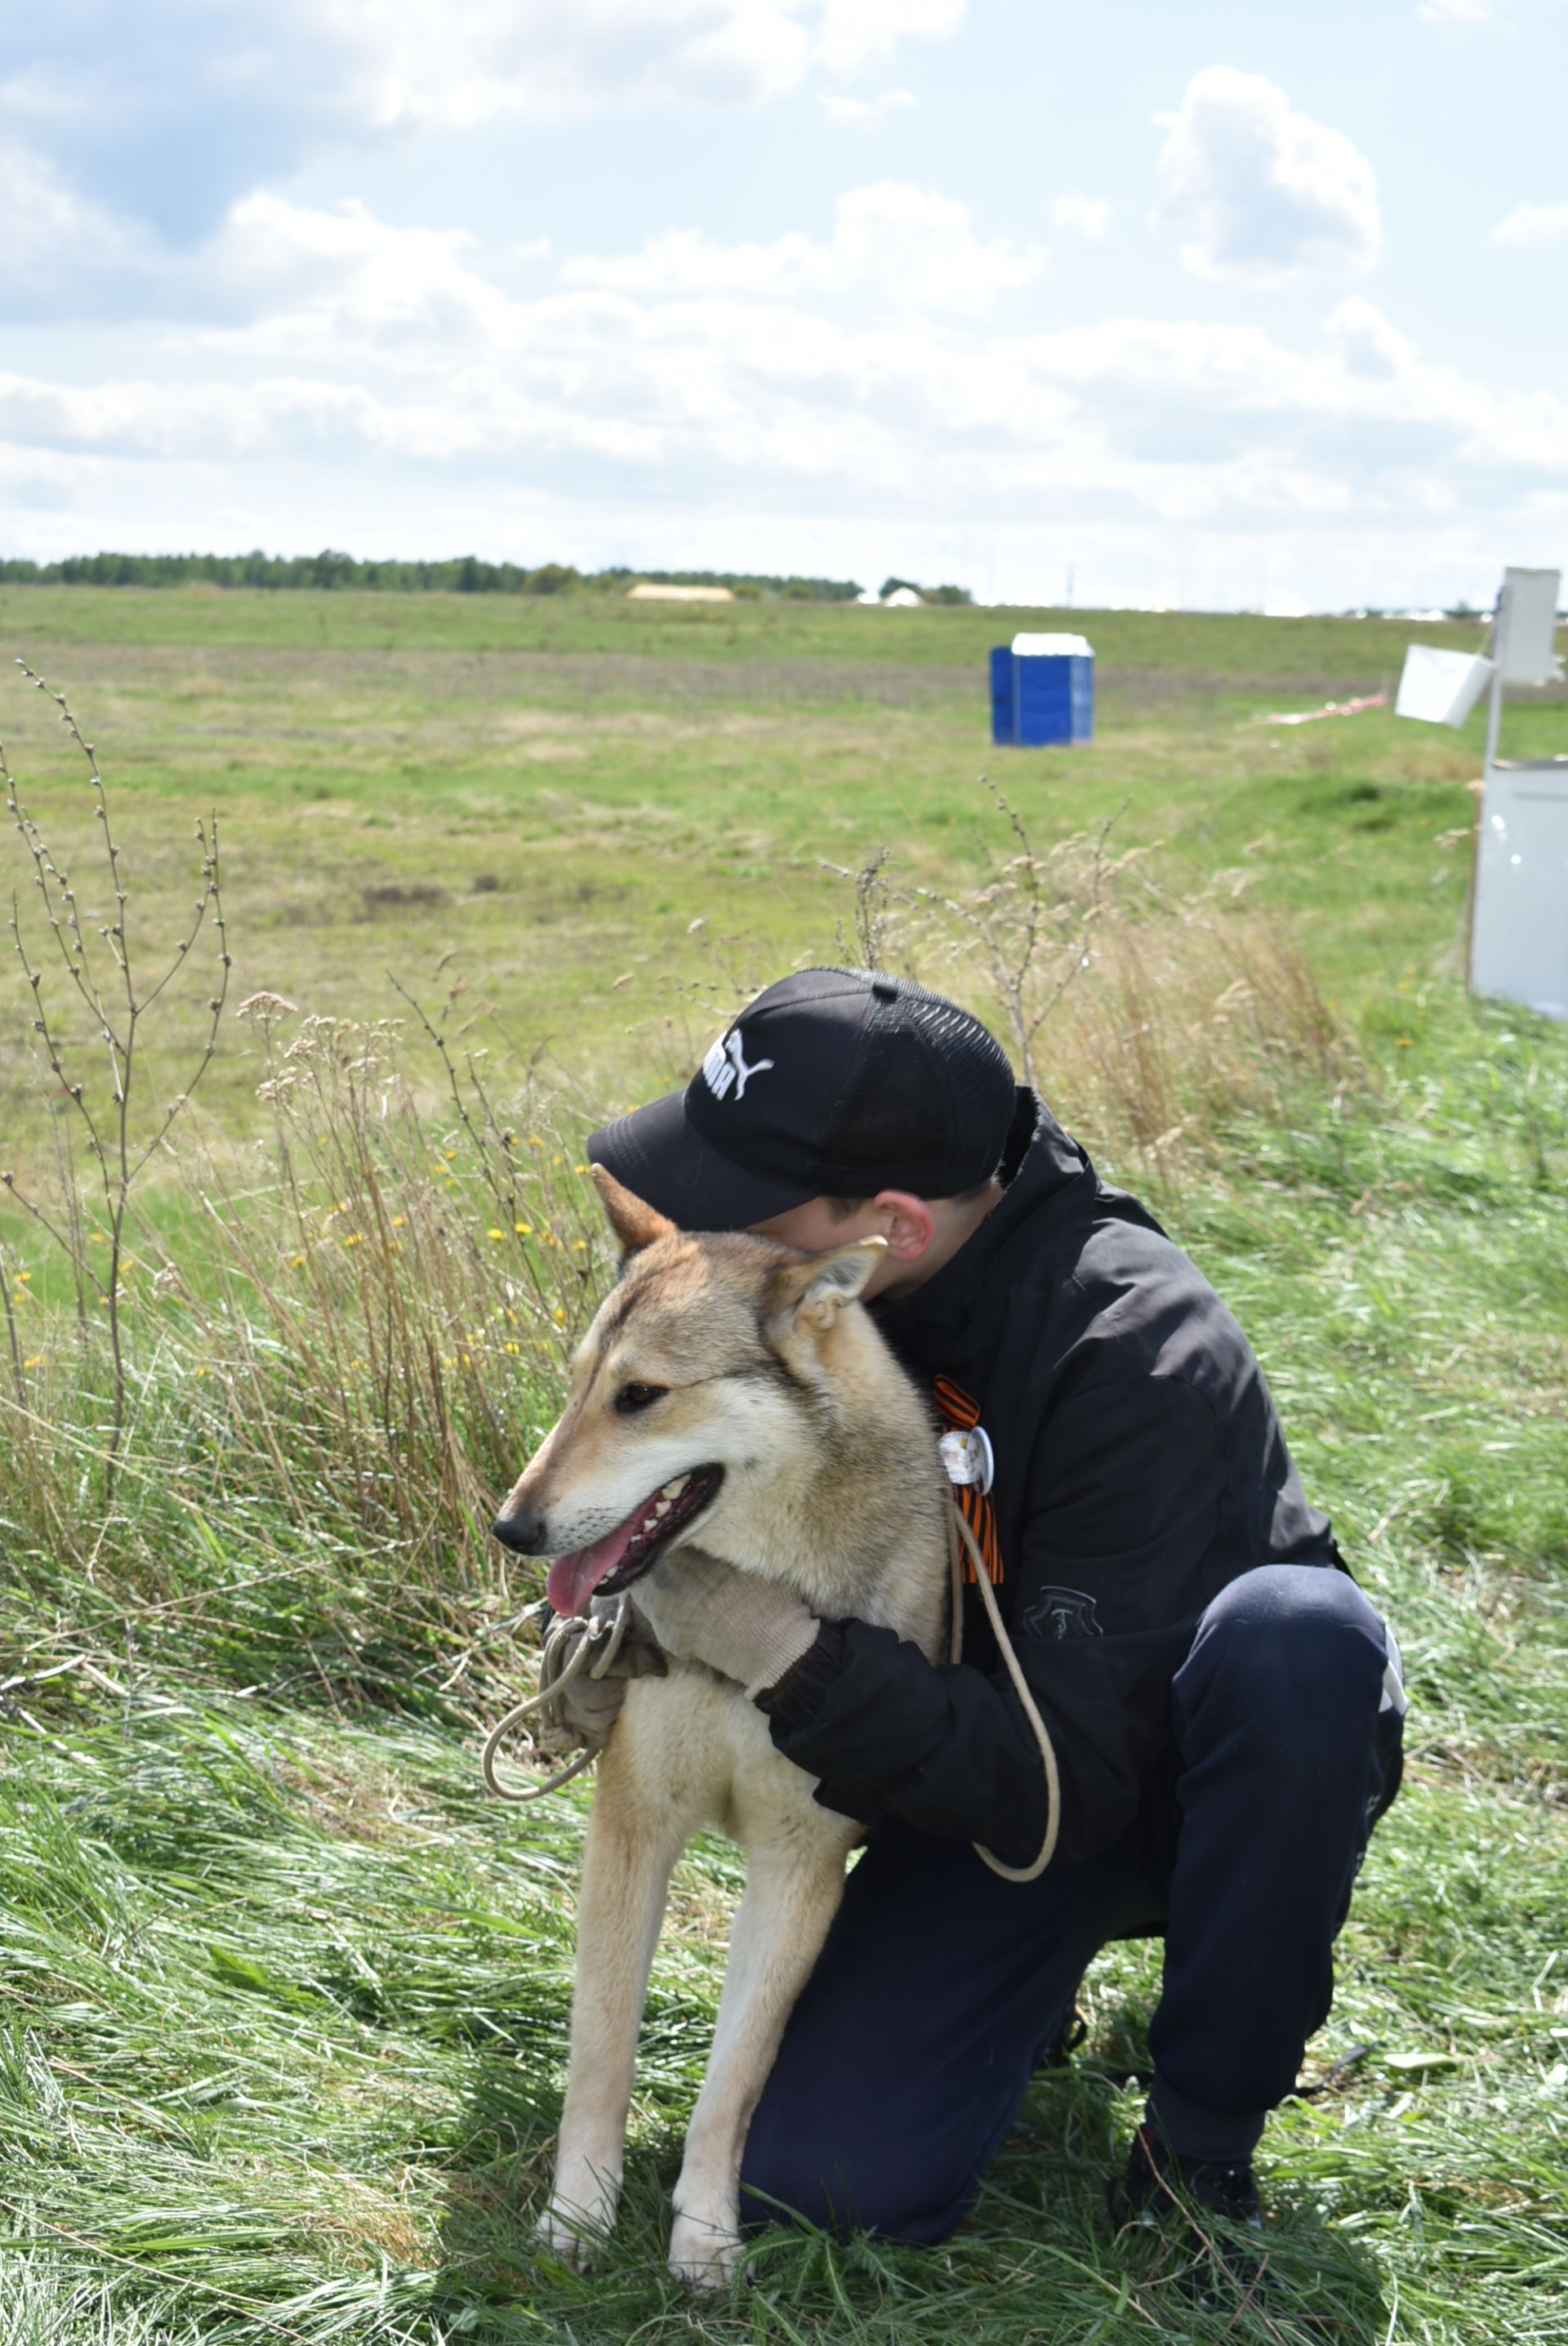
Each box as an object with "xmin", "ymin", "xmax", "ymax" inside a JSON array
[
  {"xmin": 768, "ymin": 1238, "xmax": 886, "ymax": 1333},
  {"xmin": 591, "ymin": 1164, "xmax": 675, "ymax": 1254}
]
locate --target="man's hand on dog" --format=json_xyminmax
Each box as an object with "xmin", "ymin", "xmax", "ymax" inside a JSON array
[
  {"xmin": 631, "ymin": 1550, "xmax": 820, "ymax": 1699},
  {"xmin": 537, "ymin": 1599, "xmax": 667, "ymax": 1753}
]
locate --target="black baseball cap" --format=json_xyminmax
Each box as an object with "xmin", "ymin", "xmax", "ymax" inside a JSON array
[{"xmin": 587, "ymin": 967, "xmax": 1017, "ymax": 1232}]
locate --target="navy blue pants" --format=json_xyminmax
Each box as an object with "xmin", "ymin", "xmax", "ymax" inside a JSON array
[{"xmin": 740, "ymin": 1564, "xmax": 1403, "ymax": 2244}]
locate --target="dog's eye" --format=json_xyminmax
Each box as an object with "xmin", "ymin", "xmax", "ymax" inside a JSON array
[{"xmin": 614, "ymin": 1382, "xmax": 668, "ymax": 1415}]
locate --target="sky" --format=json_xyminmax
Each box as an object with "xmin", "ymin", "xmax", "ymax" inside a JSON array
[{"xmin": 2, "ymin": 0, "xmax": 1566, "ymax": 610}]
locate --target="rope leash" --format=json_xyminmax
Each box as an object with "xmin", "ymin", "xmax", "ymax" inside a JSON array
[
  {"xmin": 480, "ymin": 1594, "xmax": 634, "ymax": 1803},
  {"xmin": 481, "ymin": 1502, "xmax": 1061, "ymax": 1879},
  {"xmin": 947, "ymin": 1501, "xmax": 1062, "ymax": 1882}
]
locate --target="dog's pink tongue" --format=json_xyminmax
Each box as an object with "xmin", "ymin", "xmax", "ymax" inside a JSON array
[{"xmin": 546, "ymin": 1512, "xmax": 640, "ymax": 1616}]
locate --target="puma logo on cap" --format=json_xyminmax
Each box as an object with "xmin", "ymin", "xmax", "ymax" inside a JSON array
[{"xmin": 702, "ymin": 1028, "xmax": 776, "ymax": 1103}]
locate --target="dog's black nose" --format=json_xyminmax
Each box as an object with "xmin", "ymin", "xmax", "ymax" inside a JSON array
[{"xmin": 492, "ymin": 1507, "xmax": 546, "ymax": 1554}]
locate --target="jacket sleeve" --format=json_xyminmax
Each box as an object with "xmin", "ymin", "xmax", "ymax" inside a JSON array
[{"xmin": 762, "ymin": 1368, "xmax": 1227, "ymax": 1867}]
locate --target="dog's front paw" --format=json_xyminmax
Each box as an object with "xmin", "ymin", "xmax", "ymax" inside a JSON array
[
  {"xmin": 537, "ymin": 2201, "xmax": 608, "ymax": 2272},
  {"xmin": 669, "ymin": 2203, "xmax": 744, "ymax": 2291}
]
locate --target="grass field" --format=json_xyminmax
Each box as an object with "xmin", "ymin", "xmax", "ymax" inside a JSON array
[
  {"xmin": 0, "ymin": 587, "xmax": 1566, "ymax": 2345},
  {"xmin": 6, "ymin": 586, "xmax": 1557, "ymax": 1166}
]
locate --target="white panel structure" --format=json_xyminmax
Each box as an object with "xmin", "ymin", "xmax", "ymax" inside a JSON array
[
  {"xmin": 1471, "ymin": 761, "xmax": 1568, "ymax": 1019},
  {"xmin": 1395, "ymin": 644, "xmax": 1494, "ymax": 726},
  {"xmin": 1499, "ymin": 568, "xmax": 1563, "ymax": 686},
  {"xmin": 1393, "ymin": 564, "xmax": 1563, "ymax": 1018}
]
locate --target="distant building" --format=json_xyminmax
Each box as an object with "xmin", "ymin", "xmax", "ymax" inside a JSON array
[
  {"xmin": 627, "ymin": 582, "xmax": 735, "ymax": 604},
  {"xmin": 880, "ymin": 586, "xmax": 924, "ymax": 609}
]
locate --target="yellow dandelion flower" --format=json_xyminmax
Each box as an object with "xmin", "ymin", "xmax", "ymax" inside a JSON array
[
  {"xmin": 573, "ymin": 1240, "xmax": 588, "ymax": 1251},
  {"xmin": 488, "ymin": 1227, "xmax": 506, "ymax": 1241},
  {"xmin": 16, "ymin": 1271, "xmax": 30, "ymax": 1283},
  {"xmin": 344, "ymin": 1233, "xmax": 364, "ymax": 1247},
  {"xmin": 292, "ymin": 1252, "xmax": 306, "ymax": 1268},
  {"xmin": 505, "ymin": 1341, "xmax": 521, "ymax": 1356},
  {"xmin": 553, "ymin": 1305, "xmax": 566, "ymax": 1326},
  {"xmin": 528, "ymin": 1135, "xmax": 545, "ymax": 1149},
  {"xmin": 391, "ymin": 1215, "xmax": 407, "ymax": 1229},
  {"xmin": 514, "ymin": 1220, "xmax": 532, "ymax": 1236},
  {"xmin": 23, "ymin": 1354, "xmax": 42, "ymax": 1370},
  {"xmin": 575, "ymin": 1163, "xmax": 590, "ymax": 1174}
]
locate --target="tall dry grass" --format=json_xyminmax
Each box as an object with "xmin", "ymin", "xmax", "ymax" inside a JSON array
[
  {"xmin": 834, "ymin": 787, "xmax": 1354, "ymax": 1183},
  {"xmin": 0, "ymin": 992, "xmax": 614, "ymax": 1718}
]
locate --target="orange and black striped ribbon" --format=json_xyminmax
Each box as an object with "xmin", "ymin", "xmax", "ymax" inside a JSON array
[{"xmin": 933, "ymin": 1375, "xmax": 1004, "ymax": 1586}]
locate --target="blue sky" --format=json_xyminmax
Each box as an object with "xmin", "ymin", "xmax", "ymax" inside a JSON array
[{"xmin": 3, "ymin": 0, "xmax": 1566, "ymax": 608}]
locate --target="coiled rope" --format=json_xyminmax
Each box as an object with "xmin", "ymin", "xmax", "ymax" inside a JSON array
[{"xmin": 480, "ymin": 1594, "xmax": 635, "ymax": 1803}]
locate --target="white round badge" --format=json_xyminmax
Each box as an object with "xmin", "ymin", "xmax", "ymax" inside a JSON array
[{"xmin": 938, "ymin": 1424, "xmax": 996, "ymax": 1496}]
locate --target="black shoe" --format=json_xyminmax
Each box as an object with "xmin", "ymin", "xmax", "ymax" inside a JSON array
[{"xmin": 1107, "ymin": 2125, "xmax": 1272, "ymax": 2307}]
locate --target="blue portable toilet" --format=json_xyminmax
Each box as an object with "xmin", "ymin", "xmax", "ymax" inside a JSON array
[{"xmin": 989, "ymin": 631, "xmax": 1094, "ymax": 746}]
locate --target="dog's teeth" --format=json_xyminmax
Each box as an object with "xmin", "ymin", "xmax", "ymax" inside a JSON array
[
  {"xmin": 662, "ymin": 1477, "xmax": 689, "ymax": 1497},
  {"xmin": 655, "ymin": 1499, "xmax": 671, "ymax": 1518},
  {"xmin": 640, "ymin": 1516, "xmax": 658, "ymax": 1533}
]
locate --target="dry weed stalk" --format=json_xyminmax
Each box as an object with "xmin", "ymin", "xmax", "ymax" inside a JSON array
[
  {"xmin": 834, "ymin": 782, "xmax": 1348, "ymax": 1183},
  {"xmin": 2, "ymin": 661, "xmax": 228, "ymax": 1472},
  {"xmin": 182, "ymin": 1002, "xmax": 606, "ymax": 1583}
]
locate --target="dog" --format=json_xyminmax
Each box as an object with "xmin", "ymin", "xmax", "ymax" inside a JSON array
[{"xmin": 492, "ymin": 1167, "xmax": 951, "ymax": 2287}]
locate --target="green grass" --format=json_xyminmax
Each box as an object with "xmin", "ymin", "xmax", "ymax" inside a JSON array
[
  {"xmin": 4, "ymin": 588, "xmax": 1558, "ymax": 1185},
  {"xmin": 0, "ymin": 593, "xmax": 1566, "ymax": 2343}
]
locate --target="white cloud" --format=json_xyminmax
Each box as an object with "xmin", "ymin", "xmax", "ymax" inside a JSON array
[
  {"xmin": 1494, "ymin": 200, "xmax": 1568, "ymax": 244},
  {"xmin": 1156, "ymin": 66, "xmax": 1382, "ymax": 285},
  {"xmin": 1417, "ymin": 0, "xmax": 1498, "ymax": 19},
  {"xmin": 0, "ymin": 145, "xmax": 167, "ymax": 323},
  {"xmin": 1323, "ymin": 295, "xmax": 1417, "ymax": 378},
  {"xmin": 562, "ymin": 181, "xmax": 1046, "ymax": 314},
  {"xmin": 1051, "ymin": 194, "xmax": 1112, "ymax": 241},
  {"xmin": 818, "ymin": 85, "xmax": 917, "ymax": 126},
  {"xmin": 811, "ymin": 0, "xmax": 964, "ymax": 75},
  {"xmin": 1, "ymin": 2, "xmax": 969, "ymax": 243},
  {"xmin": 216, "ymin": 196, "xmax": 514, "ymax": 348},
  {"xmin": 0, "ymin": 170, "xmax": 511, "ymax": 345},
  {"xmin": 7, "ymin": 194, "xmax": 1565, "ymax": 511},
  {"xmin": 3, "ymin": 181, "xmax": 1566, "ymax": 610}
]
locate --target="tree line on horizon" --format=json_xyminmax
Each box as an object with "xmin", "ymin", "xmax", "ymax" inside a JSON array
[{"xmin": 0, "ymin": 550, "xmax": 969, "ymax": 604}]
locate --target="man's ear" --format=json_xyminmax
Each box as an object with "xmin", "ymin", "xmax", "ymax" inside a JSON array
[
  {"xmin": 768, "ymin": 1238, "xmax": 887, "ymax": 1333},
  {"xmin": 591, "ymin": 1165, "xmax": 676, "ymax": 1254}
]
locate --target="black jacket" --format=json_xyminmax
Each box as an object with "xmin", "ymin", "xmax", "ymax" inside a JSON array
[{"xmin": 764, "ymin": 1090, "xmax": 1343, "ymax": 1868}]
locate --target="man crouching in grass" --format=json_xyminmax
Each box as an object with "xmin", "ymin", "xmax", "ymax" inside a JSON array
[{"xmin": 556, "ymin": 968, "xmax": 1406, "ymax": 2304}]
